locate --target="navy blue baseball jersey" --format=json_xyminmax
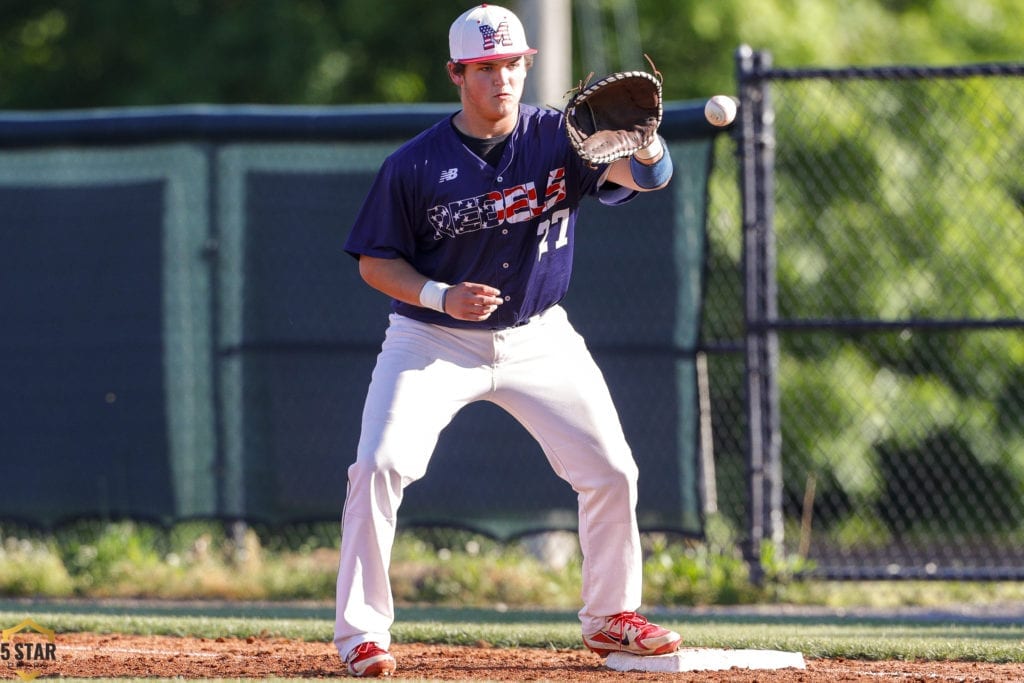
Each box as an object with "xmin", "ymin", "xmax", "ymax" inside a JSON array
[{"xmin": 344, "ymin": 103, "xmax": 636, "ymax": 329}]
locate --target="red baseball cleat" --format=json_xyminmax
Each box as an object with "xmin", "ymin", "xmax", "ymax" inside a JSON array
[
  {"xmin": 345, "ymin": 641, "xmax": 396, "ymax": 677},
  {"xmin": 583, "ymin": 611, "xmax": 682, "ymax": 657}
]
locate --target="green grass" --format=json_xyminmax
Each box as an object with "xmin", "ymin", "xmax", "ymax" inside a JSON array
[
  {"xmin": 4, "ymin": 521, "xmax": 1024, "ymax": 671},
  {"xmin": 12, "ymin": 520, "xmax": 1024, "ymax": 610},
  {"xmin": 2, "ymin": 601, "xmax": 1022, "ymax": 664}
]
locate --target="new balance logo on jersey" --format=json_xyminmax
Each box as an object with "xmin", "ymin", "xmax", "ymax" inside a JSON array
[
  {"xmin": 427, "ymin": 167, "xmax": 568, "ymax": 239},
  {"xmin": 439, "ymin": 168, "xmax": 459, "ymax": 183}
]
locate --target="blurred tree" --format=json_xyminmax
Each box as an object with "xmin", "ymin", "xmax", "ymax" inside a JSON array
[
  {"xmin": 0, "ymin": 0, "xmax": 331, "ymax": 107},
  {"xmin": 0, "ymin": 0, "xmax": 1021, "ymax": 109}
]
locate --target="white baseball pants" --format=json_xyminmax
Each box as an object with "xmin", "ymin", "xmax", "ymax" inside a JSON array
[{"xmin": 334, "ymin": 305, "xmax": 642, "ymax": 659}]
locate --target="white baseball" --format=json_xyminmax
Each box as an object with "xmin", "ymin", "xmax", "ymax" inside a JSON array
[{"xmin": 705, "ymin": 95, "xmax": 737, "ymax": 127}]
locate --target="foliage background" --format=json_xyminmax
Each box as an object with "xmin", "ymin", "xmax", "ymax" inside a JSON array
[
  {"xmin": 2, "ymin": 1, "xmax": 1023, "ymax": 584},
  {"xmin": 0, "ymin": 0, "xmax": 1021, "ymax": 110}
]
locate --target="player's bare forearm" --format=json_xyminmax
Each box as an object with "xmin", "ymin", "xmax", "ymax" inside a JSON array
[
  {"xmin": 358, "ymin": 255, "xmax": 503, "ymax": 322},
  {"xmin": 358, "ymin": 255, "xmax": 430, "ymax": 306}
]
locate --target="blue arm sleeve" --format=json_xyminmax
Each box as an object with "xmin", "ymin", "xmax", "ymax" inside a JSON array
[{"xmin": 628, "ymin": 143, "xmax": 673, "ymax": 189}]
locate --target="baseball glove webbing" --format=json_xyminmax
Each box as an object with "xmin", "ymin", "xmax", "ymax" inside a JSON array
[{"xmin": 565, "ymin": 56, "xmax": 664, "ymax": 166}]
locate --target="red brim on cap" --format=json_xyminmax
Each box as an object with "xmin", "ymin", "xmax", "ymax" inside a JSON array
[{"xmin": 455, "ymin": 48, "xmax": 538, "ymax": 64}]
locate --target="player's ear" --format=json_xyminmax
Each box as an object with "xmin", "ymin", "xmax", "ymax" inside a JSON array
[{"xmin": 447, "ymin": 61, "xmax": 464, "ymax": 87}]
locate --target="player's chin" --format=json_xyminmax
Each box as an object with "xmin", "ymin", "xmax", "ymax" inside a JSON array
[{"xmin": 494, "ymin": 95, "xmax": 519, "ymax": 111}]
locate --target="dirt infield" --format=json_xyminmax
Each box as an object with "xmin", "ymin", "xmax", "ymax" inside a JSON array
[{"xmin": 2, "ymin": 633, "xmax": 1020, "ymax": 681}]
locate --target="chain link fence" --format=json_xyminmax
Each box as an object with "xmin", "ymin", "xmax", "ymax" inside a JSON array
[
  {"xmin": 4, "ymin": 56, "xmax": 1024, "ymax": 586},
  {"xmin": 704, "ymin": 52, "xmax": 1024, "ymax": 579}
]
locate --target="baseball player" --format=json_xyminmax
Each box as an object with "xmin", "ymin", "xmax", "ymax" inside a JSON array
[{"xmin": 335, "ymin": 4, "xmax": 680, "ymax": 677}]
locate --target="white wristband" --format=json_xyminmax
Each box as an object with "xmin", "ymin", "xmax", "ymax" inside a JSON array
[
  {"xmin": 418, "ymin": 280, "xmax": 452, "ymax": 313},
  {"xmin": 634, "ymin": 135, "xmax": 663, "ymax": 161}
]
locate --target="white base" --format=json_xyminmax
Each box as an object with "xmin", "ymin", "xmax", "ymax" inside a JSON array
[{"xmin": 606, "ymin": 647, "xmax": 806, "ymax": 673}]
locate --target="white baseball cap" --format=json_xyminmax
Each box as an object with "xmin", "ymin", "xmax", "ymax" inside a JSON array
[{"xmin": 449, "ymin": 4, "xmax": 538, "ymax": 64}]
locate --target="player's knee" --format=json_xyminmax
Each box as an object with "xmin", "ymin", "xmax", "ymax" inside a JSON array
[
  {"xmin": 353, "ymin": 426, "xmax": 431, "ymax": 482},
  {"xmin": 350, "ymin": 440, "xmax": 430, "ymax": 488},
  {"xmin": 603, "ymin": 449, "xmax": 639, "ymax": 484},
  {"xmin": 349, "ymin": 457, "xmax": 390, "ymax": 480},
  {"xmin": 348, "ymin": 456, "xmax": 410, "ymax": 490},
  {"xmin": 578, "ymin": 455, "xmax": 638, "ymax": 495},
  {"xmin": 608, "ymin": 461, "xmax": 640, "ymax": 494},
  {"xmin": 344, "ymin": 459, "xmax": 408, "ymax": 520}
]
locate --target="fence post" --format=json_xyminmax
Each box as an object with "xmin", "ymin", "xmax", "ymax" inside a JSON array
[{"xmin": 736, "ymin": 46, "xmax": 783, "ymax": 583}]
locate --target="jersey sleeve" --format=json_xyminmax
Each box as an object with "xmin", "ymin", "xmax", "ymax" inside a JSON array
[
  {"xmin": 343, "ymin": 156, "xmax": 416, "ymax": 261},
  {"xmin": 596, "ymin": 181, "xmax": 639, "ymax": 206}
]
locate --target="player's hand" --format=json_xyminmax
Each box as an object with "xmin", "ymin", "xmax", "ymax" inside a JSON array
[{"xmin": 444, "ymin": 282, "xmax": 503, "ymax": 321}]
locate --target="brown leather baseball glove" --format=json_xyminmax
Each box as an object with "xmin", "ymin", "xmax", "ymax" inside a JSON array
[{"xmin": 565, "ymin": 61, "xmax": 663, "ymax": 165}]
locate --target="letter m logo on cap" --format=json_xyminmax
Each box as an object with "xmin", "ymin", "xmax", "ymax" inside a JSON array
[{"xmin": 479, "ymin": 22, "xmax": 514, "ymax": 51}]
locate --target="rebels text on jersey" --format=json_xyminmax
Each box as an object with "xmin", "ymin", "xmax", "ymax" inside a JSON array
[{"xmin": 345, "ymin": 104, "xmax": 626, "ymax": 329}]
